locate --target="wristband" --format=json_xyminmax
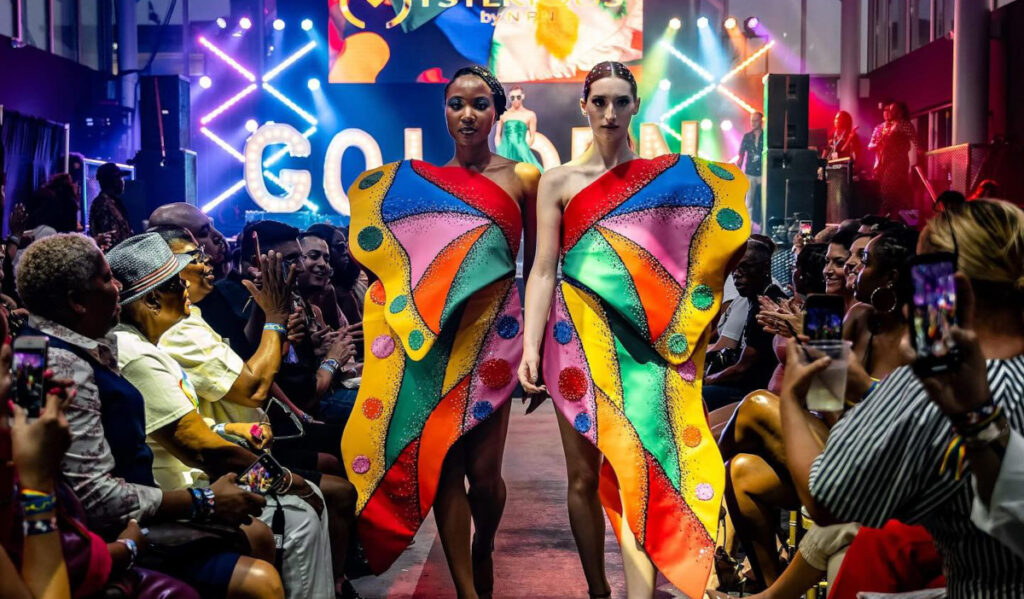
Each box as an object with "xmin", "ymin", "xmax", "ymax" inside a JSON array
[
  {"xmin": 961, "ymin": 413, "xmax": 1010, "ymax": 450},
  {"xmin": 19, "ymin": 490, "xmax": 57, "ymax": 515},
  {"xmin": 264, "ymin": 322, "xmax": 287, "ymax": 336},
  {"xmin": 117, "ymin": 538, "xmax": 139, "ymax": 570},
  {"xmin": 319, "ymin": 358, "xmax": 340, "ymax": 375},
  {"xmin": 23, "ymin": 517, "xmax": 58, "ymax": 536},
  {"xmin": 188, "ymin": 487, "xmax": 215, "ymax": 521},
  {"xmin": 212, "ymin": 423, "xmax": 228, "ymax": 436},
  {"xmin": 950, "ymin": 403, "xmax": 1000, "ymax": 437},
  {"xmin": 200, "ymin": 487, "xmax": 216, "ymax": 518}
]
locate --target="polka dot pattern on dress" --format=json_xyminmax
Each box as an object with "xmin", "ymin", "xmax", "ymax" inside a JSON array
[
  {"xmin": 553, "ymin": 321, "xmax": 573, "ymax": 345},
  {"xmin": 691, "ymin": 284, "xmax": 714, "ymax": 311},
  {"xmin": 352, "ymin": 455, "xmax": 371, "ymax": 474},
  {"xmin": 471, "ymin": 401, "xmax": 494, "ymax": 421},
  {"xmin": 558, "ymin": 367, "xmax": 588, "ymax": 402},
  {"xmin": 707, "ymin": 163, "xmax": 734, "ymax": 181},
  {"xmin": 389, "ymin": 294, "xmax": 408, "ymax": 314},
  {"xmin": 359, "ymin": 171, "xmax": 384, "ymax": 189},
  {"xmin": 371, "ymin": 335, "xmax": 395, "ymax": 359},
  {"xmin": 496, "ymin": 316, "xmax": 519, "ymax": 339},
  {"xmin": 408, "ymin": 329, "xmax": 424, "ymax": 350},
  {"xmin": 479, "ymin": 359, "xmax": 512, "ymax": 389},
  {"xmin": 668, "ymin": 333, "xmax": 688, "ymax": 355},
  {"xmin": 357, "ymin": 226, "xmax": 383, "ymax": 252},
  {"xmin": 682, "ymin": 425, "xmax": 702, "ymax": 447},
  {"xmin": 362, "ymin": 398, "xmax": 384, "ymax": 420},
  {"xmin": 716, "ymin": 208, "xmax": 743, "ymax": 231},
  {"xmin": 368, "ymin": 281, "xmax": 386, "ymax": 305},
  {"xmin": 574, "ymin": 413, "xmax": 592, "ymax": 433},
  {"xmin": 696, "ymin": 483, "xmax": 714, "ymax": 501}
]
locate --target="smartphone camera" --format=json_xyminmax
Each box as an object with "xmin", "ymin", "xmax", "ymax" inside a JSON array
[
  {"xmin": 12, "ymin": 336, "xmax": 49, "ymax": 418},
  {"xmin": 909, "ymin": 253, "xmax": 960, "ymax": 374}
]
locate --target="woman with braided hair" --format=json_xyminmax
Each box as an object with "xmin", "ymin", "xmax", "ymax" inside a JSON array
[
  {"xmin": 342, "ymin": 65, "xmax": 539, "ymax": 598},
  {"xmin": 519, "ymin": 61, "xmax": 750, "ymax": 599}
]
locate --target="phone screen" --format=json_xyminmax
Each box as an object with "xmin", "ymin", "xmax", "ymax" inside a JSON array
[
  {"xmin": 237, "ymin": 454, "xmax": 285, "ymax": 495},
  {"xmin": 911, "ymin": 259, "xmax": 958, "ymax": 361},
  {"xmin": 805, "ymin": 307, "xmax": 843, "ymax": 341},
  {"xmin": 12, "ymin": 348, "xmax": 46, "ymax": 418},
  {"xmin": 799, "ymin": 221, "xmax": 813, "ymax": 237}
]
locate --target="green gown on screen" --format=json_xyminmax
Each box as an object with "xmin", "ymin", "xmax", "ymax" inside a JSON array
[{"xmin": 496, "ymin": 119, "xmax": 543, "ymax": 171}]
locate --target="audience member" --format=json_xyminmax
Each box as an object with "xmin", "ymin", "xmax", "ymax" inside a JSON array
[
  {"xmin": 147, "ymin": 203, "xmax": 227, "ymax": 277},
  {"xmin": 704, "ymin": 237, "xmax": 786, "ymax": 410},
  {"xmin": 89, "ymin": 163, "xmax": 133, "ymax": 249},
  {"xmin": 305, "ymin": 224, "xmax": 367, "ymax": 326},
  {"xmin": 107, "ymin": 233, "xmax": 335, "ymax": 598},
  {"xmin": 15, "ymin": 233, "xmax": 282, "ymax": 598},
  {"xmin": 783, "ymin": 199, "xmax": 1024, "ymax": 598}
]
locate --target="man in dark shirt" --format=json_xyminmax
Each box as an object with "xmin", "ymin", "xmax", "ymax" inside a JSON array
[
  {"xmin": 704, "ymin": 237, "xmax": 785, "ymax": 410},
  {"xmin": 89, "ymin": 162, "xmax": 134, "ymax": 248},
  {"xmin": 737, "ymin": 112, "xmax": 765, "ymax": 230}
]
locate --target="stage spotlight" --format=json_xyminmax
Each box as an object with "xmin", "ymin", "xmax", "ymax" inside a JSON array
[
  {"xmin": 700, "ymin": 118, "xmax": 713, "ymax": 131},
  {"xmin": 723, "ymin": 16, "xmax": 737, "ymax": 30},
  {"xmin": 273, "ymin": 19, "xmax": 285, "ymax": 31},
  {"xmin": 745, "ymin": 16, "xmax": 759, "ymax": 29},
  {"xmin": 198, "ymin": 75, "xmax": 212, "ymax": 89},
  {"xmin": 216, "ymin": 17, "xmax": 227, "ymax": 29},
  {"xmin": 307, "ymin": 77, "xmax": 321, "ymax": 91},
  {"xmin": 659, "ymin": 79, "xmax": 671, "ymax": 91},
  {"xmin": 301, "ymin": 18, "xmax": 314, "ymax": 31},
  {"xmin": 696, "ymin": 16, "xmax": 709, "ymax": 29},
  {"xmin": 668, "ymin": 17, "xmax": 682, "ymax": 30},
  {"xmin": 245, "ymin": 119, "xmax": 259, "ymax": 133},
  {"xmin": 720, "ymin": 119, "xmax": 733, "ymax": 131},
  {"xmin": 239, "ymin": 17, "xmax": 252, "ymax": 30}
]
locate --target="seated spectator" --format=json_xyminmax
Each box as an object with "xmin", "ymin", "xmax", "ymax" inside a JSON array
[
  {"xmin": 107, "ymin": 233, "xmax": 336, "ymax": 598},
  {"xmin": 305, "ymin": 224, "xmax": 367, "ymax": 326},
  {"xmin": 14, "ymin": 233, "xmax": 281, "ymax": 598},
  {"xmin": 783, "ymin": 199, "xmax": 1024, "ymax": 597},
  {"xmin": 151, "ymin": 227, "xmax": 362, "ymax": 598},
  {"xmin": 704, "ymin": 238, "xmax": 786, "ymax": 410},
  {"xmin": 822, "ymin": 227, "xmax": 857, "ymax": 313},
  {"xmin": 147, "ymin": 203, "xmax": 228, "ymax": 280}
]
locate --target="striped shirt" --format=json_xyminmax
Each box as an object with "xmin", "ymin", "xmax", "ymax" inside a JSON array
[{"xmin": 810, "ymin": 355, "xmax": 1024, "ymax": 599}]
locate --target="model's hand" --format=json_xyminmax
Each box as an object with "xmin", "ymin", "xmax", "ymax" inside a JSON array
[{"xmin": 518, "ymin": 353, "xmax": 546, "ymax": 396}]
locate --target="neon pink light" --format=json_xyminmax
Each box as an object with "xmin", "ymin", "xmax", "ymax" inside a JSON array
[
  {"xmin": 199, "ymin": 83, "xmax": 258, "ymax": 125},
  {"xmin": 198, "ymin": 36, "xmax": 256, "ymax": 82}
]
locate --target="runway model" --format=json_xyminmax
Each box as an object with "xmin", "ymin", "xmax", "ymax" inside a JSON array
[
  {"xmin": 342, "ymin": 65, "xmax": 540, "ymax": 599},
  {"xmin": 518, "ymin": 61, "xmax": 750, "ymax": 599},
  {"xmin": 495, "ymin": 86, "xmax": 543, "ymax": 171}
]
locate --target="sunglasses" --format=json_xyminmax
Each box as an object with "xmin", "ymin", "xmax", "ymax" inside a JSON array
[
  {"xmin": 158, "ymin": 275, "xmax": 186, "ymax": 294},
  {"xmin": 181, "ymin": 246, "xmax": 208, "ymax": 265}
]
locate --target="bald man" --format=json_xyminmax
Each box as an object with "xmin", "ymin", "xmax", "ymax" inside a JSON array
[{"xmin": 148, "ymin": 203, "xmax": 227, "ymax": 268}]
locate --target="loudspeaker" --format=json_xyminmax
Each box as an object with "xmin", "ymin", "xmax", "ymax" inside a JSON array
[
  {"xmin": 765, "ymin": 74, "xmax": 809, "ymax": 149},
  {"xmin": 762, "ymin": 148, "xmax": 825, "ymax": 232},
  {"xmin": 139, "ymin": 76, "xmax": 191, "ymax": 152},
  {"xmin": 124, "ymin": 149, "xmax": 197, "ymax": 231}
]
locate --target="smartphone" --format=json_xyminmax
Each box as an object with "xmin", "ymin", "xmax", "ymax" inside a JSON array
[
  {"xmin": 12, "ymin": 336, "xmax": 48, "ymax": 418},
  {"xmin": 237, "ymin": 453, "xmax": 286, "ymax": 495},
  {"xmin": 798, "ymin": 220, "xmax": 813, "ymax": 239},
  {"xmin": 803, "ymin": 294, "xmax": 845, "ymax": 341},
  {"xmin": 908, "ymin": 253, "xmax": 959, "ymax": 374}
]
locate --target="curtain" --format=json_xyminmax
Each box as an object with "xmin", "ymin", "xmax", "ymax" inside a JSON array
[{"xmin": 0, "ymin": 108, "xmax": 67, "ymax": 236}]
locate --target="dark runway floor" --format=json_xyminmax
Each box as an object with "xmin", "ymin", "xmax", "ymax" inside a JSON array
[{"xmin": 352, "ymin": 403, "xmax": 688, "ymax": 598}]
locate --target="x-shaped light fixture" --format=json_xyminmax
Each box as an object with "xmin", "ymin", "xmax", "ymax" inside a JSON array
[
  {"xmin": 657, "ymin": 39, "xmax": 776, "ymax": 142},
  {"xmin": 197, "ymin": 35, "xmax": 320, "ymax": 213}
]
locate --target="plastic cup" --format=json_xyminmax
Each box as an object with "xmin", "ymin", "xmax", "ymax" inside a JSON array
[{"xmin": 800, "ymin": 340, "xmax": 852, "ymax": 412}]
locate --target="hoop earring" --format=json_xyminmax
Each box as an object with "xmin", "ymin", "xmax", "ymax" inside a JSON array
[{"xmin": 870, "ymin": 283, "xmax": 898, "ymax": 314}]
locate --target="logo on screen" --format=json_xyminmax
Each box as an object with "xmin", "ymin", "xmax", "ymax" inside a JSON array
[{"xmin": 340, "ymin": 0, "xmax": 412, "ymax": 29}]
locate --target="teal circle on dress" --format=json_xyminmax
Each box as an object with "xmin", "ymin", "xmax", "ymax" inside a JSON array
[
  {"xmin": 668, "ymin": 333, "xmax": 688, "ymax": 354},
  {"xmin": 389, "ymin": 294, "xmax": 408, "ymax": 314},
  {"xmin": 357, "ymin": 226, "xmax": 383, "ymax": 251},
  {"xmin": 691, "ymin": 285, "xmax": 715, "ymax": 311},
  {"xmin": 716, "ymin": 208, "xmax": 744, "ymax": 231},
  {"xmin": 707, "ymin": 163, "xmax": 735, "ymax": 181},
  {"xmin": 408, "ymin": 329, "xmax": 424, "ymax": 350},
  {"xmin": 359, "ymin": 171, "xmax": 384, "ymax": 189}
]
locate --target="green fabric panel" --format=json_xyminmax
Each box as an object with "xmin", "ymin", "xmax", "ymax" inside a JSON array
[
  {"xmin": 607, "ymin": 308, "xmax": 682, "ymax": 491},
  {"xmin": 438, "ymin": 226, "xmax": 513, "ymax": 328},
  {"xmin": 562, "ymin": 228, "xmax": 650, "ymax": 339},
  {"xmin": 383, "ymin": 321, "xmax": 458, "ymax": 465},
  {"xmin": 398, "ymin": 2, "xmax": 447, "ymax": 32}
]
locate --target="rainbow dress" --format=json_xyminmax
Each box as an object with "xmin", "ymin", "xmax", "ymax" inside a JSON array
[
  {"xmin": 543, "ymin": 155, "xmax": 749, "ymax": 596},
  {"xmin": 342, "ymin": 160, "xmax": 523, "ymax": 574}
]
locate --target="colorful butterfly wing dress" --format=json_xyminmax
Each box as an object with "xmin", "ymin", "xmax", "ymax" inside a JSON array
[
  {"xmin": 543, "ymin": 154, "xmax": 749, "ymax": 597},
  {"xmin": 342, "ymin": 160, "xmax": 524, "ymax": 574}
]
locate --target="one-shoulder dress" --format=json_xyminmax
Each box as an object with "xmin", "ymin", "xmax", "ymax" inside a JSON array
[
  {"xmin": 543, "ymin": 154, "xmax": 749, "ymax": 597},
  {"xmin": 341, "ymin": 160, "xmax": 524, "ymax": 574}
]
